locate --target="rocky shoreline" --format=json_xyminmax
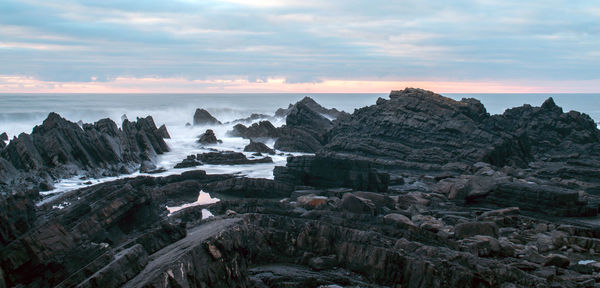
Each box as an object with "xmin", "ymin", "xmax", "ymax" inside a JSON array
[{"xmin": 2, "ymin": 88, "xmax": 600, "ymax": 287}]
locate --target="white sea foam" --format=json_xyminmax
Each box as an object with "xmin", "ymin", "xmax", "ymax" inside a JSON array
[{"xmin": 38, "ymin": 117, "xmax": 309, "ymax": 203}]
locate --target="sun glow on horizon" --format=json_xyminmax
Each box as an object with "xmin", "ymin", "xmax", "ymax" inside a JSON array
[{"xmin": 0, "ymin": 75, "xmax": 598, "ymax": 94}]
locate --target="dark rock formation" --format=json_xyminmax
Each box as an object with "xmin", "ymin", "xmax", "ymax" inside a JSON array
[
  {"xmin": 481, "ymin": 182, "xmax": 597, "ymax": 217},
  {"xmin": 0, "ymin": 171, "xmax": 234, "ymax": 287},
  {"xmin": 203, "ymin": 177, "xmax": 292, "ymax": 198},
  {"xmin": 0, "ymin": 113, "xmax": 169, "ymax": 190},
  {"xmin": 243, "ymin": 141, "xmax": 275, "ymax": 155},
  {"xmin": 197, "ymin": 151, "xmax": 272, "ymax": 165},
  {"xmin": 230, "ymin": 113, "xmax": 270, "ymax": 124},
  {"xmin": 274, "ymin": 102, "xmax": 333, "ymax": 152},
  {"xmin": 274, "ymin": 154, "xmax": 389, "ymax": 192},
  {"xmin": 228, "ymin": 121, "xmax": 279, "ymax": 139},
  {"xmin": 157, "ymin": 124, "xmax": 170, "ymax": 139},
  {"xmin": 0, "ymin": 132, "xmax": 7, "ymax": 149},
  {"xmin": 324, "ymin": 88, "xmax": 599, "ymax": 173},
  {"xmin": 197, "ymin": 129, "xmax": 220, "ymax": 144},
  {"xmin": 277, "ymin": 88, "xmax": 600, "ymax": 216},
  {"xmin": 193, "ymin": 109, "xmax": 221, "ymax": 126},
  {"xmin": 174, "ymin": 155, "xmax": 202, "ymax": 169},
  {"xmin": 275, "ymin": 96, "xmax": 346, "ymax": 119}
]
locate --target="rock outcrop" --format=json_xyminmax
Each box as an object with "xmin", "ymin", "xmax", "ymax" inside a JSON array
[
  {"xmin": 193, "ymin": 108, "xmax": 221, "ymax": 126},
  {"xmin": 0, "ymin": 133, "xmax": 7, "ymax": 149},
  {"xmin": 274, "ymin": 154, "xmax": 389, "ymax": 192},
  {"xmin": 197, "ymin": 129, "xmax": 220, "ymax": 144},
  {"xmin": 0, "ymin": 113, "xmax": 169, "ymax": 191},
  {"xmin": 274, "ymin": 102, "xmax": 333, "ymax": 152},
  {"xmin": 228, "ymin": 121, "xmax": 279, "ymax": 139},
  {"xmin": 324, "ymin": 88, "xmax": 600, "ymax": 173},
  {"xmin": 275, "ymin": 96, "xmax": 346, "ymax": 119}
]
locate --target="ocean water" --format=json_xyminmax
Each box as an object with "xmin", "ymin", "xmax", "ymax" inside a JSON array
[{"xmin": 1, "ymin": 93, "xmax": 599, "ymax": 199}]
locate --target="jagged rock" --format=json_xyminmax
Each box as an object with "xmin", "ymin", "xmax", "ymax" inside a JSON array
[
  {"xmin": 454, "ymin": 221, "xmax": 499, "ymax": 239},
  {"xmin": 139, "ymin": 160, "xmax": 157, "ymax": 173},
  {"xmin": 275, "ymin": 96, "xmax": 346, "ymax": 119},
  {"xmin": 228, "ymin": 121, "xmax": 279, "ymax": 139},
  {"xmin": 174, "ymin": 155, "xmax": 202, "ymax": 169},
  {"xmin": 197, "ymin": 151, "xmax": 272, "ymax": 165},
  {"xmin": 197, "ymin": 129, "xmax": 220, "ymax": 144},
  {"xmin": 243, "ymin": 141, "xmax": 275, "ymax": 155},
  {"xmin": 324, "ymin": 88, "xmax": 600, "ymax": 173},
  {"xmin": 0, "ymin": 113, "xmax": 169, "ymax": 190},
  {"xmin": 275, "ymin": 102, "xmax": 333, "ymax": 152},
  {"xmin": 0, "ymin": 132, "xmax": 7, "ymax": 149},
  {"xmin": 230, "ymin": 113, "xmax": 270, "ymax": 124},
  {"xmin": 193, "ymin": 109, "xmax": 221, "ymax": 126},
  {"xmin": 157, "ymin": 124, "xmax": 170, "ymax": 139}
]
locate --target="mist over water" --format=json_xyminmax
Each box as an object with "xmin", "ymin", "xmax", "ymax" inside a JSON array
[{"xmin": 1, "ymin": 93, "xmax": 599, "ymax": 138}]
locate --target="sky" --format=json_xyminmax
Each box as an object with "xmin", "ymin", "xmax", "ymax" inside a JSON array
[{"xmin": 0, "ymin": 0, "xmax": 599, "ymax": 93}]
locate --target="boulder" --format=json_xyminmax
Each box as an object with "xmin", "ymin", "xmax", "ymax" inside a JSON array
[
  {"xmin": 228, "ymin": 121, "xmax": 279, "ymax": 139},
  {"xmin": 543, "ymin": 254, "xmax": 570, "ymax": 268},
  {"xmin": 244, "ymin": 141, "xmax": 275, "ymax": 155},
  {"xmin": 383, "ymin": 213, "xmax": 416, "ymax": 229},
  {"xmin": 340, "ymin": 193, "xmax": 376, "ymax": 215},
  {"xmin": 197, "ymin": 129, "xmax": 220, "ymax": 144},
  {"xmin": 193, "ymin": 108, "xmax": 221, "ymax": 126},
  {"xmin": 174, "ymin": 155, "xmax": 202, "ymax": 169},
  {"xmin": 460, "ymin": 235, "xmax": 501, "ymax": 257}
]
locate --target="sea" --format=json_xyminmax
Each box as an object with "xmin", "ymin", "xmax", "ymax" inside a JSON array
[{"xmin": 1, "ymin": 93, "xmax": 599, "ymax": 207}]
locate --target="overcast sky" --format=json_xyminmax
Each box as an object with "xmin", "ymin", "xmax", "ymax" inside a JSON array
[{"xmin": 0, "ymin": 0, "xmax": 599, "ymax": 93}]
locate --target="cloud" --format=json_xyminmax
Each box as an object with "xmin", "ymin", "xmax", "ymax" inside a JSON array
[{"xmin": 0, "ymin": 0, "xmax": 598, "ymax": 91}]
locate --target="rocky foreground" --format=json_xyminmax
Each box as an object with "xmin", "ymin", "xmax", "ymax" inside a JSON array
[{"xmin": 2, "ymin": 88, "xmax": 600, "ymax": 287}]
